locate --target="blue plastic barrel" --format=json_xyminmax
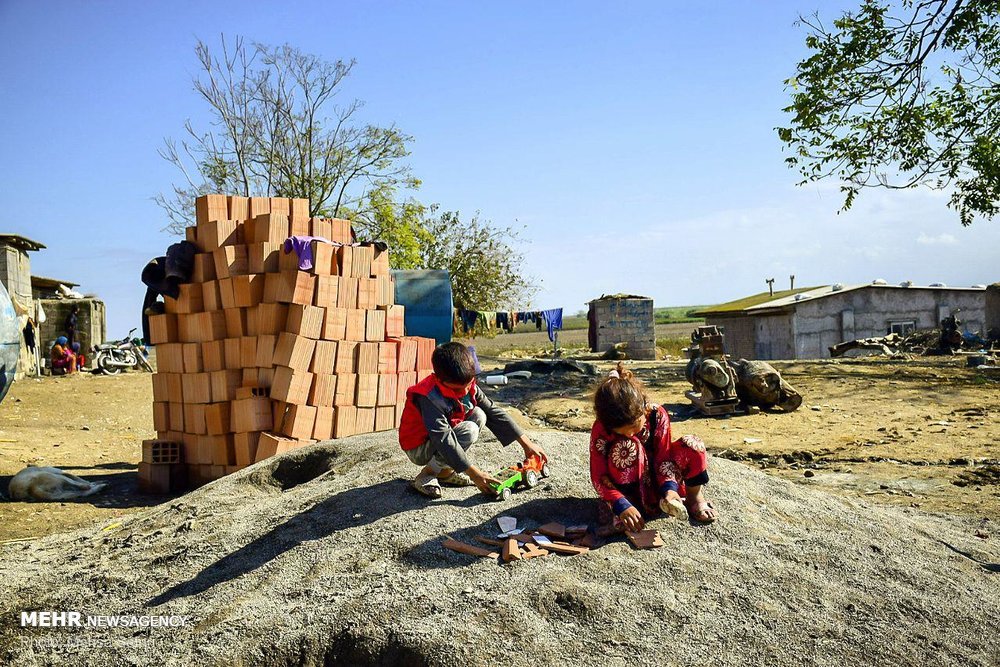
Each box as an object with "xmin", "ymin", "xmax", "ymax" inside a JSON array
[
  {"xmin": 392, "ymin": 269, "xmax": 453, "ymax": 345},
  {"xmin": 0, "ymin": 281, "xmax": 19, "ymax": 403}
]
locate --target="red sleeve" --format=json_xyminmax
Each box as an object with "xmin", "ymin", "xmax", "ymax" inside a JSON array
[{"xmin": 589, "ymin": 422, "xmax": 625, "ymax": 504}]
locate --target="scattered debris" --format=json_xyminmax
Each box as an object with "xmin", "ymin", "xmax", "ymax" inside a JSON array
[
  {"xmin": 730, "ymin": 358, "xmax": 802, "ymax": 412},
  {"xmin": 521, "ymin": 542, "xmax": 549, "ymax": 559},
  {"xmin": 537, "ymin": 522, "xmax": 566, "ymax": 539},
  {"xmin": 502, "ymin": 359, "xmax": 598, "ymax": 376},
  {"xmin": 442, "ymin": 537, "xmax": 498, "ymax": 559},
  {"xmin": 625, "ymin": 530, "xmax": 664, "ymax": 549},
  {"xmin": 502, "ymin": 537, "xmax": 523, "ymax": 563},
  {"xmin": 442, "ymin": 521, "xmax": 594, "ymax": 565}
]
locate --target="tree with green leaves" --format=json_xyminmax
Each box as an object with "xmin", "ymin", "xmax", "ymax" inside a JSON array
[
  {"xmin": 779, "ymin": 1, "xmax": 1000, "ymax": 225},
  {"xmin": 419, "ymin": 211, "xmax": 537, "ymax": 311},
  {"xmin": 156, "ymin": 36, "xmax": 417, "ymax": 237}
]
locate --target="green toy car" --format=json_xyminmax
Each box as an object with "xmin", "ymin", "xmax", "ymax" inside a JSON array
[{"xmin": 490, "ymin": 454, "xmax": 550, "ymax": 501}]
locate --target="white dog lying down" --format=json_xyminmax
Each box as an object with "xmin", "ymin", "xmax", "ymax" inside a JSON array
[{"xmin": 8, "ymin": 466, "xmax": 108, "ymax": 502}]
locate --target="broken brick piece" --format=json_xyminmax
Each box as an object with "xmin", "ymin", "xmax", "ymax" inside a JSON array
[
  {"xmin": 442, "ymin": 538, "xmax": 498, "ymax": 559},
  {"xmin": 625, "ymin": 529, "xmax": 665, "ymax": 550},
  {"xmin": 502, "ymin": 537, "xmax": 523, "ymax": 563},
  {"xmin": 474, "ymin": 536, "xmax": 503, "ymax": 547},
  {"xmin": 537, "ymin": 522, "xmax": 567, "ymax": 539},
  {"xmin": 538, "ymin": 541, "xmax": 590, "ymax": 556},
  {"xmin": 521, "ymin": 543, "xmax": 550, "ymax": 559}
]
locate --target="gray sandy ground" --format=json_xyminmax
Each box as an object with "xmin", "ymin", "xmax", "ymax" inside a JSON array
[{"xmin": 1, "ymin": 430, "xmax": 998, "ymax": 667}]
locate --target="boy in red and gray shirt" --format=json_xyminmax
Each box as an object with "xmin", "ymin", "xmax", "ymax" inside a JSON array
[{"xmin": 399, "ymin": 342, "xmax": 546, "ymax": 498}]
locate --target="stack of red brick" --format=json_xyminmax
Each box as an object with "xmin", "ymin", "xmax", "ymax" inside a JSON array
[{"xmin": 139, "ymin": 194, "xmax": 435, "ymax": 492}]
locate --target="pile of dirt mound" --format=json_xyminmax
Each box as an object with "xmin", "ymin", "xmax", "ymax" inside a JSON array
[{"xmin": 1, "ymin": 430, "xmax": 998, "ymax": 666}]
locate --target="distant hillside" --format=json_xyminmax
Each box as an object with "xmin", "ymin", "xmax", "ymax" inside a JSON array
[{"xmin": 654, "ymin": 305, "xmax": 706, "ymax": 324}]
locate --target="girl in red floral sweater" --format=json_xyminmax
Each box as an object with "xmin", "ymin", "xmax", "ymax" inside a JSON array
[{"xmin": 591, "ymin": 363, "xmax": 718, "ymax": 531}]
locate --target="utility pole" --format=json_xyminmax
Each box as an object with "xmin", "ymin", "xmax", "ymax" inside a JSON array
[{"xmin": 766, "ymin": 278, "xmax": 775, "ymax": 297}]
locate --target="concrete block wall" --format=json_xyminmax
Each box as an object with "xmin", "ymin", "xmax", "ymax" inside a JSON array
[
  {"xmin": 705, "ymin": 316, "xmax": 755, "ymax": 360},
  {"xmin": 0, "ymin": 246, "xmax": 35, "ymax": 378},
  {"xmin": 0, "ymin": 246, "xmax": 32, "ymax": 308},
  {"xmin": 590, "ymin": 298, "xmax": 656, "ymax": 360},
  {"xmin": 794, "ymin": 287, "xmax": 986, "ymax": 358},
  {"xmin": 986, "ymin": 284, "xmax": 1000, "ymax": 336},
  {"xmin": 37, "ymin": 299, "xmax": 107, "ymax": 363}
]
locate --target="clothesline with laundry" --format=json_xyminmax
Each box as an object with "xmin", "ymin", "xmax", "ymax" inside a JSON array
[{"xmin": 453, "ymin": 308, "xmax": 563, "ymax": 342}]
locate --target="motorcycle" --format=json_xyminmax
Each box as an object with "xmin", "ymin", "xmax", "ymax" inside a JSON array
[{"xmin": 93, "ymin": 328, "xmax": 153, "ymax": 375}]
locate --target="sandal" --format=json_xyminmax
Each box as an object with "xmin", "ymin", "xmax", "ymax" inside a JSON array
[
  {"xmin": 438, "ymin": 471, "xmax": 474, "ymax": 487},
  {"xmin": 411, "ymin": 471, "xmax": 442, "ymax": 498},
  {"xmin": 686, "ymin": 499, "xmax": 718, "ymax": 524}
]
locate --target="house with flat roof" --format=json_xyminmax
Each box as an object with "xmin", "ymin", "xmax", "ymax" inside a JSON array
[{"xmin": 695, "ymin": 281, "xmax": 989, "ymax": 360}]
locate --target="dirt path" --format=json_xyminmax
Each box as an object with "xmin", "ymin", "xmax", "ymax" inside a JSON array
[{"xmin": 0, "ymin": 372, "xmax": 158, "ymax": 541}]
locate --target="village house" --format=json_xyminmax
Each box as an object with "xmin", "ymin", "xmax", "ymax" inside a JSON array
[
  {"xmin": 697, "ymin": 281, "xmax": 992, "ymax": 360},
  {"xmin": 0, "ymin": 234, "xmax": 107, "ymax": 376}
]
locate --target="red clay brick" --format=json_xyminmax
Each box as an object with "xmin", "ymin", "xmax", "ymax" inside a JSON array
[
  {"xmin": 309, "ymin": 373, "xmax": 337, "ymax": 407},
  {"xmin": 335, "ymin": 341, "xmax": 358, "ymax": 373},
  {"xmin": 337, "ymin": 277, "xmax": 359, "ymax": 310},
  {"xmin": 314, "ymin": 275, "xmax": 340, "ymax": 308},
  {"xmin": 224, "ymin": 307, "xmax": 248, "ymax": 338},
  {"xmin": 333, "ymin": 373, "xmax": 357, "ymax": 406},
  {"xmin": 228, "ymin": 195, "xmax": 250, "ymax": 221},
  {"xmin": 356, "ymin": 342, "xmax": 379, "ymax": 374},
  {"xmin": 351, "ymin": 245, "xmax": 374, "ymax": 278},
  {"xmin": 311, "ymin": 340, "xmax": 338, "ymax": 374},
  {"xmin": 273, "ymin": 332, "xmax": 317, "ymax": 370},
  {"xmin": 270, "ymin": 366, "xmax": 313, "ymax": 405},
  {"xmin": 285, "ymin": 304, "xmax": 324, "ymax": 339},
  {"xmin": 210, "ymin": 369, "xmax": 243, "ymax": 402},
  {"xmin": 234, "ymin": 432, "xmax": 261, "ymax": 466},
  {"xmin": 313, "ymin": 406, "xmax": 334, "ymax": 440},
  {"xmin": 322, "ymin": 307, "xmax": 347, "ymax": 341},
  {"xmin": 148, "ymin": 313, "xmax": 178, "ymax": 345},
  {"xmin": 248, "ymin": 242, "xmax": 281, "ymax": 273},
  {"xmin": 213, "ymin": 244, "xmax": 248, "ymax": 279},
  {"xmin": 191, "ymin": 252, "xmax": 216, "ymax": 282},
  {"xmin": 232, "ymin": 396, "xmax": 273, "ymax": 432},
  {"xmin": 356, "ymin": 374, "xmax": 378, "ymax": 408},
  {"xmin": 275, "ymin": 402, "xmax": 317, "ymax": 440},
  {"xmin": 333, "ymin": 405, "xmax": 357, "ymax": 438}
]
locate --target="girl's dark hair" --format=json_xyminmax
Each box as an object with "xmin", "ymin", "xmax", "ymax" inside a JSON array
[
  {"xmin": 594, "ymin": 362, "xmax": 647, "ymax": 430},
  {"xmin": 432, "ymin": 342, "xmax": 477, "ymax": 384}
]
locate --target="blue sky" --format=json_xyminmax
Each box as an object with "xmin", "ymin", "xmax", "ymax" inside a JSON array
[{"xmin": 2, "ymin": 0, "xmax": 998, "ymax": 336}]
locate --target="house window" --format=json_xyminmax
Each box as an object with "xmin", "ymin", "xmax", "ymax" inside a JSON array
[{"xmin": 888, "ymin": 321, "xmax": 915, "ymax": 335}]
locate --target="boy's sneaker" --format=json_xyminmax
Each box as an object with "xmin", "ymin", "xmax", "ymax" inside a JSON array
[
  {"xmin": 438, "ymin": 471, "xmax": 474, "ymax": 487},
  {"xmin": 411, "ymin": 470, "xmax": 442, "ymax": 498}
]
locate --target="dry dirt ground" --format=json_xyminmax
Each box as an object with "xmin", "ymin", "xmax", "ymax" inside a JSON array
[{"xmin": 1, "ymin": 348, "xmax": 998, "ymax": 544}]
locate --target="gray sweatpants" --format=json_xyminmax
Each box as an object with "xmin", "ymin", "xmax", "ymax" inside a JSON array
[{"xmin": 405, "ymin": 407, "xmax": 487, "ymax": 473}]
